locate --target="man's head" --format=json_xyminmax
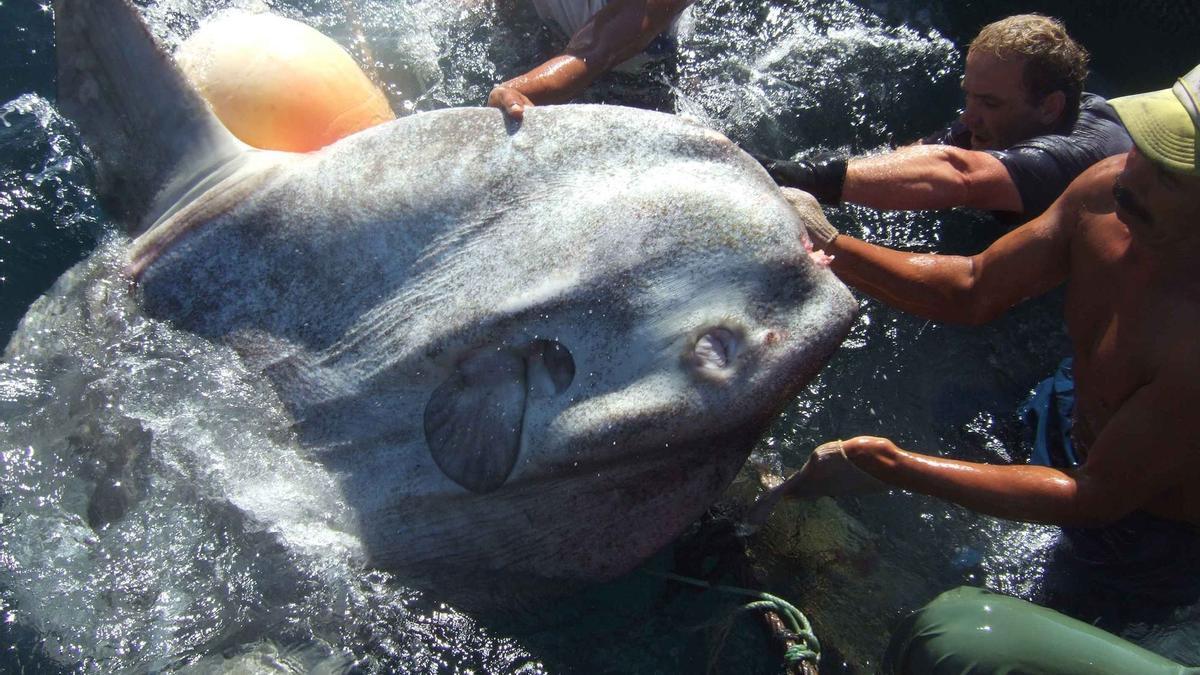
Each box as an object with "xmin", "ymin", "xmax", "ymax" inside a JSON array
[
  {"xmin": 1110, "ymin": 65, "xmax": 1200, "ymax": 251},
  {"xmin": 959, "ymin": 15, "xmax": 1089, "ymax": 150}
]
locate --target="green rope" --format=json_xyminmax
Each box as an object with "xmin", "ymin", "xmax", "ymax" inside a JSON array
[{"xmin": 649, "ymin": 571, "xmax": 821, "ymax": 668}]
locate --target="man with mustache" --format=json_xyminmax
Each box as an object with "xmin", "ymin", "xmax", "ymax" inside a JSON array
[
  {"xmin": 757, "ymin": 14, "xmax": 1131, "ymax": 224},
  {"xmin": 761, "ymin": 63, "xmax": 1200, "ymax": 671}
]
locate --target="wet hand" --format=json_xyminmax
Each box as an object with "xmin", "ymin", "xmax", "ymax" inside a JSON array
[
  {"xmin": 744, "ymin": 439, "xmax": 887, "ymax": 529},
  {"xmin": 791, "ymin": 438, "xmax": 889, "ymax": 498},
  {"xmin": 488, "ymin": 86, "xmax": 533, "ymax": 121}
]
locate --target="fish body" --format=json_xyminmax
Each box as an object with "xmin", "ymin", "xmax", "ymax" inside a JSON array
[{"xmin": 48, "ymin": 0, "xmax": 856, "ymax": 593}]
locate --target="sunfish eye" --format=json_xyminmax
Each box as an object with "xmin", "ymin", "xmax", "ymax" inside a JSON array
[{"xmin": 694, "ymin": 327, "xmax": 738, "ymax": 370}]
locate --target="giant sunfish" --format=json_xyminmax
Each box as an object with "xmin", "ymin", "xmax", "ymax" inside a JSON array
[{"xmin": 45, "ymin": 0, "xmax": 856, "ymax": 595}]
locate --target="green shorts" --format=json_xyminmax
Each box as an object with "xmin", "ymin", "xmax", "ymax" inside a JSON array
[{"xmin": 883, "ymin": 586, "xmax": 1198, "ymax": 675}]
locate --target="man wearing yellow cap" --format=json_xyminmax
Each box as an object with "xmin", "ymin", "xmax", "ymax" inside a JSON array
[{"xmin": 753, "ymin": 64, "xmax": 1200, "ymax": 671}]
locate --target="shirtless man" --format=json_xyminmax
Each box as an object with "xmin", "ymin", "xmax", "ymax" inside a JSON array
[
  {"xmin": 488, "ymin": 0, "xmax": 694, "ymax": 120},
  {"xmin": 756, "ymin": 14, "xmax": 1131, "ymax": 224},
  {"xmin": 770, "ymin": 62, "xmax": 1200, "ymax": 529}
]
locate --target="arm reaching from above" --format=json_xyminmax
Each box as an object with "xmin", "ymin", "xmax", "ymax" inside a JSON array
[
  {"xmin": 754, "ymin": 144, "xmax": 1022, "ymax": 213},
  {"xmin": 810, "ymin": 160, "xmax": 1090, "ymax": 324},
  {"xmin": 488, "ymin": 0, "xmax": 692, "ymax": 120},
  {"xmin": 842, "ymin": 145, "xmax": 1023, "ymax": 212}
]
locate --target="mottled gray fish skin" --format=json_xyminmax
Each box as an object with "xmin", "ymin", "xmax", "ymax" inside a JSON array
[
  {"xmin": 134, "ymin": 106, "xmax": 855, "ymax": 589},
  {"xmin": 52, "ymin": 0, "xmax": 856, "ymax": 595}
]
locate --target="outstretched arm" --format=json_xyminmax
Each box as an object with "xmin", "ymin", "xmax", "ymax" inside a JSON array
[
  {"xmin": 841, "ymin": 437, "xmax": 1092, "ymax": 525},
  {"xmin": 838, "ymin": 357, "xmax": 1200, "ymax": 527},
  {"xmin": 488, "ymin": 0, "xmax": 692, "ymax": 119},
  {"xmin": 815, "ymin": 167, "xmax": 1081, "ymax": 324},
  {"xmin": 755, "ymin": 144, "xmax": 1023, "ymax": 212},
  {"xmin": 843, "ymin": 144, "xmax": 1022, "ymax": 212}
]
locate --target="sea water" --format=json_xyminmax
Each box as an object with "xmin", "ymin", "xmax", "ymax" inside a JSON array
[{"xmin": 1, "ymin": 1, "xmax": 1197, "ymax": 672}]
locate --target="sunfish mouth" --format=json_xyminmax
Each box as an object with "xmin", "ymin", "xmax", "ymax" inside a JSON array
[{"xmin": 693, "ymin": 327, "xmax": 740, "ymax": 370}]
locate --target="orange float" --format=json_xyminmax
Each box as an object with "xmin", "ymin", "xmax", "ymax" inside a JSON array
[{"xmin": 178, "ymin": 13, "xmax": 395, "ymax": 152}]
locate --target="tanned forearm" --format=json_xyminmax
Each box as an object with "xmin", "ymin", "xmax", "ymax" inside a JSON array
[
  {"xmin": 842, "ymin": 145, "xmax": 1021, "ymax": 212},
  {"xmin": 497, "ymin": 0, "xmax": 686, "ymax": 106},
  {"xmin": 497, "ymin": 55, "xmax": 595, "ymax": 107},
  {"xmin": 824, "ymin": 236, "xmax": 1001, "ymax": 325},
  {"xmin": 846, "ymin": 438, "xmax": 1106, "ymax": 526}
]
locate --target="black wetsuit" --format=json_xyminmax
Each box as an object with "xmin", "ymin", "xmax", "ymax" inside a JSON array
[{"xmin": 923, "ymin": 93, "xmax": 1132, "ymax": 223}]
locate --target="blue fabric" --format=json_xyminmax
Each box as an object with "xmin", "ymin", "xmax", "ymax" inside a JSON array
[
  {"xmin": 1019, "ymin": 357, "xmax": 1081, "ymax": 468},
  {"xmin": 1019, "ymin": 358, "xmax": 1200, "ymax": 630}
]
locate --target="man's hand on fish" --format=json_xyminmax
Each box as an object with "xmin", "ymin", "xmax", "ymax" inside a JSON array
[
  {"xmin": 778, "ymin": 187, "xmax": 838, "ymax": 265},
  {"xmin": 488, "ymin": 85, "xmax": 534, "ymax": 121},
  {"xmin": 745, "ymin": 438, "xmax": 888, "ymax": 529}
]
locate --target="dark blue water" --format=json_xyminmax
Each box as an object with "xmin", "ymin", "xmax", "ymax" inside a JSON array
[{"xmin": 2, "ymin": 1, "xmax": 1198, "ymax": 673}]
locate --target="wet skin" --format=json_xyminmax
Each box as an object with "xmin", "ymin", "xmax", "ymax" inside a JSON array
[
  {"xmin": 819, "ymin": 148, "xmax": 1200, "ymax": 527},
  {"xmin": 838, "ymin": 48, "xmax": 1070, "ymax": 213}
]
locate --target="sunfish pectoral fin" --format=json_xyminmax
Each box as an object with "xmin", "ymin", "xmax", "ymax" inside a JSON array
[
  {"xmin": 424, "ymin": 349, "xmax": 528, "ymax": 494},
  {"xmin": 423, "ymin": 341, "xmax": 576, "ymax": 493},
  {"xmin": 54, "ymin": 0, "xmax": 248, "ymax": 235}
]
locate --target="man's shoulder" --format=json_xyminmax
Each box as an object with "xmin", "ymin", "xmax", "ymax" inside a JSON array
[
  {"xmin": 1062, "ymin": 154, "xmax": 1124, "ymax": 204},
  {"xmin": 990, "ymin": 97, "xmax": 1132, "ymax": 218},
  {"xmin": 1073, "ymin": 93, "xmax": 1129, "ymax": 135},
  {"xmin": 1009, "ymin": 93, "xmax": 1130, "ymax": 154},
  {"xmin": 1032, "ymin": 155, "xmax": 1124, "ymax": 231},
  {"xmin": 1075, "ymin": 153, "xmax": 1124, "ymax": 181}
]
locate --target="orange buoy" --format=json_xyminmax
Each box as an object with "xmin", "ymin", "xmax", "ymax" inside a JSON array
[{"xmin": 178, "ymin": 12, "xmax": 395, "ymax": 152}]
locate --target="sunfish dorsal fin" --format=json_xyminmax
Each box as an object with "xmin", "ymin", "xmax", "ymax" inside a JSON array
[{"xmin": 54, "ymin": 0, "xmax": 248, "ymax": 234}]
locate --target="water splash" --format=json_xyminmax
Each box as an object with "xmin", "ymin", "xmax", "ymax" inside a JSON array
[
  {"xmin": 0, "ymin": 239, "xmax": 543, "ymax": 672},
  {"xmin": 673, "ymin": 0, "xmax": 959, "ymax": 153},
  {"xmin": 0, "ymin": 94, "xmax": 105, "ymax": 343}
]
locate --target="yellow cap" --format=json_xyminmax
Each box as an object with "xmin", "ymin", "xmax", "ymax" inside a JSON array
[
  {"xmin": 178, "ymin": 12, "xmax": 395, "ymax": 153},
  {"xmin": 1109, "ymin": 64, "xmax": 1200, "ymax": 176}
]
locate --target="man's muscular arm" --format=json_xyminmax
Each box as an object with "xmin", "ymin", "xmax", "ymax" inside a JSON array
[
  {"xmin": 842, "ymin": 144, "xmax": 1023, "ymax": 212},
  {"xmin": 840, "ymin": 357, "xmax": 1200, "ymax": 526},
  {"xmin": 488, "ymin": 0, "xmax": 691, "ymax": 120},
  {"xmin": 817, "ymin": 162, "xmax": 1091, "ymax": 324}
]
